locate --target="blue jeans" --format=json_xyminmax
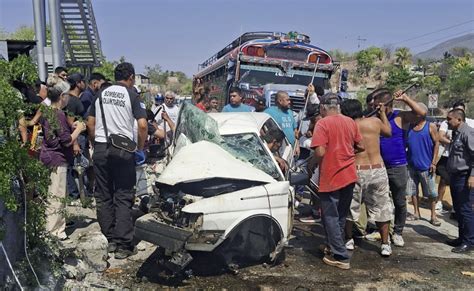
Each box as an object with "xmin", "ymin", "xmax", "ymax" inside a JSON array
[
  {"xmin": 450, "ymin": 173, "xmax": 474, "ymax": 246},
  {"xmin": 320, "ymin": 183, "xmax": 355, "ymax": 261}
]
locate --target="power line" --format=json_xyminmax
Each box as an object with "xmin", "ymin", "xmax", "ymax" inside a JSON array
[
  {"xmin": 391, "ymin": 19, "xmax": 474, "ymax": 45},
  {"xmin": 411, "ymin": 29, "xmax": 473, "ymax": 49}
]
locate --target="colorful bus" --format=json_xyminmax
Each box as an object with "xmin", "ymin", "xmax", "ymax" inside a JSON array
[{"xmin": 193, "ymin": 31, "xmax": 336, "ymax": 112}]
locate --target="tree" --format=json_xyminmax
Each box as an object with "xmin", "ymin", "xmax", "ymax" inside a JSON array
[
  {"xmin": 328, "ymin": 49, "xmax": 352, "ymax": 62},
  {"xmin": 1, "ymin": 25, "xmax": 52, "ymax": 42},
  {"xmin": 423, "ymin": 75, "xmax": 441, "ymax": 93},
  {"xmin": 450, "ymin": 47, "xmax": 472, "ymax": 58},
  {"xmin": 366, "ymin": 47, "xmax": 384, "ymax": 61},
  {"xmin": 445, "ymin": 57, "xmax": 474, "ymax": 97},
  {"xmin": 382, "ymin": 44, "xmax": 394, "ymax": 60},
  {"xmin": 94, "ymin": 57, "xmax": 117, "ymax": 80},
  {"xmin": 385, "ymin": 66, "xmax": 414, "ymax": 92},
  {"xmin": 395, "ymin": 47, "xmax": 412, "ymax": 68},
  {"xmin": 0, "ymin": 27, "xmax": 8, "ymax": 40},
  {"xmin": 144, "ymin": 64, "xmax": 163, "ymax": 85},
  {"xmin": 8, "ymin": 25, "xmax": 35, "ymax": 40},
  {"xmin": 355, "ymin": 49, "xmax": 376, "ymax": 77}
]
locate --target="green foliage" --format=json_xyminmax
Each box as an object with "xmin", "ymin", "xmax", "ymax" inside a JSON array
[
  {"xmin": 0, "ymin": 55, "xmax": 51, "ymax": 247},
  {"xmin": 181, "ymin": 79, "xmax": 193, "ymax": 95},
  {"xmin": 93, "ymin": 55, "xmax": 127, "ymax": 81},
  {"xmin": 395, "ymin": 47, "xmax": 412, "ymax": 68},
  {"xmin": 356, "ymin": 89, "xmax": 370, "ymax": 105},
  {"xmin": 328, "ymin": 49, "xmax": 353, "ymax": 62},
  {"xmin": 1, "ymin": 25, "xmax": 51, "ymax": 42},
  {"xmin": 94, "ymin": 57, "xmax": 116, "ymax": 81},
  {"xmin": 355, "ymin": 47, "xmax": 382, "ymax": 77},
  {"xmin": 423, "ymin": 75, "xmax": 442, "ymax": 93},
  {"xmin": 8, "ymin": 25, "xmax": 35, "ymax": 40},
  {"xmin": 385, "ymin": 66, "xmax": 414, "ymax": 92},
  {"xmin": 144, "ymin": 64, "xmax": 191, "ymax": 94},
  {"xmin": 445, "ymin": 57, "xmax": 474, "ymax": 96}
]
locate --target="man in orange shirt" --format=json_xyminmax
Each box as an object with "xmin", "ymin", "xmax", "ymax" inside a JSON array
[{"xmin": 311, "ymin": 93, "xmax": 364, "ymax": 270}]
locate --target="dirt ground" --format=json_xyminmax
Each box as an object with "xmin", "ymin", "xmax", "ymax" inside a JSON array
[{"xmin": 62, "ymin": 191, "xmax": 473, "ymax": 290}]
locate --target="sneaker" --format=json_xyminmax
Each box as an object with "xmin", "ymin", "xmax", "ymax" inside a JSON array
[
  {"xmin": 392, "ymin": 233, "xmax": 405, "ymax": 247},
  {"xmin": 299, "ymin": 215, "xmax": 321, "ymax": 223},
  {"xmin": 322, "ymin": 254, "xmax": 350, "ymax": 270},
  {"xmin": 381, "ymin": 243, "xmax": 392, "ymax": 256},
  {"xmin": 345, "ymin": 238, "xmax": 355, "ymax": 251},
  {"xmin": 364, "ymin": 231, "xmax": 381, "ymax": 241},
  {"xmin": 435, "ymin": 201, "xmax": 443, "ymax": 211},
  {"xmin": 114, "ymin": 246, "xmax": 137, "ymax": 259}
]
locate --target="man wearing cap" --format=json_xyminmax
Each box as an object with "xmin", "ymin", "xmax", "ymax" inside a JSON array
[
  {"xmin": 254, "ymin": 96, "xmax": 267, "ymax": 112},
  {"xmin": 311, "ymin": 93, "xmax": 364, "ymax": 270},
  {"xmin": 81, "ymin": 73, "xmax": 106, "ymax": 117},
  {"xmin": 65, "ymin": 73, "xmax": 87, "ymax": 200},
  {"xmin": 66, "ymin": 73, "xmax": 86, "ymax": 120}
]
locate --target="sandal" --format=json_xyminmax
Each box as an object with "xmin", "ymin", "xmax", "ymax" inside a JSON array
[{"xmin": 430, "ymin": 219, "xmax": 441, "ymax": 227}]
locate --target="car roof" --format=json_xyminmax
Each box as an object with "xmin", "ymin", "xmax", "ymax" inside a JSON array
[{"xmin": 208, "ymin": 112, "xmax": 271, "ymax": 135}]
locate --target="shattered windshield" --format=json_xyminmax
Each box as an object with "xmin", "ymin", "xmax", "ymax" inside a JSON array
[{"xmin": 175, "ymin": 103, "xmax": 281, "ymax": 180}]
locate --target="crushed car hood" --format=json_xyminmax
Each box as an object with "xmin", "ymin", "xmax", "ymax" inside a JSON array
[{"xmin": 158, "ymin": 141, "xmax": 276, "ymax": 186}]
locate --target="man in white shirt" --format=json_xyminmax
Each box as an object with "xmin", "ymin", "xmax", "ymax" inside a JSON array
[{"xmin": 154, "ymin": 91, "xmax": 179, "ymax": 130}]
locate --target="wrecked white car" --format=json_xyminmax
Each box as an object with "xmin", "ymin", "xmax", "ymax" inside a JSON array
[{"xmin": 134, "ymin": 103, "xmax": 304, "ymax": 273}]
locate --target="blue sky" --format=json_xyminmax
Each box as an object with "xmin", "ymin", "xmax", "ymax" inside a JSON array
[{"xmin": 1, "ymin": 0, "xmax": 473, "ymax": 76}]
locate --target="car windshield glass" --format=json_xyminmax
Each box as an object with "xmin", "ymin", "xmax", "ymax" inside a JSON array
[
  {"xmin": 239, "ymin": 64, "xmax": 328, "ymax": 88},
  {"xmin": 175, "ymin": 103, "xmax": 281, "ymax": 180},
  {"xmin": 221, "ymin": 133, "xmax": 280, "ymax": 180}
]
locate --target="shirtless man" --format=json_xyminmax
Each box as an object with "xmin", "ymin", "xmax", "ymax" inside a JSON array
[{"xmin": 341, "ymin": 99, "xmax": 394, "ymax": 256}]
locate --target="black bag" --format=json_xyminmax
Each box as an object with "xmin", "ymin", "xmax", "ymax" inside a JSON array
[
  {"xmin": 98, "ymin": 91, "xmax": 137, "ymax": 156},
  {"xmin": 109, "ymin": 133, "xmax": 137, "ymax": 153}
]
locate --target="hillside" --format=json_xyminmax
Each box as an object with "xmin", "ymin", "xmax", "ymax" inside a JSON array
[{"xmin": 414, "ymin": 33, "xmax": 474, "ymax": 60}]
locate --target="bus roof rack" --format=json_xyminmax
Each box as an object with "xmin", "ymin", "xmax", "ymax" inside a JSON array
[{"xmin": 199, "ymin": 31, "xmax": 311, "ymax": 70}]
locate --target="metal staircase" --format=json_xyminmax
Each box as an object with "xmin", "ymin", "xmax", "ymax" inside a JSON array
[{"xmin": 59, "ymin": 0, "xmax": 103, "ymax": 68}]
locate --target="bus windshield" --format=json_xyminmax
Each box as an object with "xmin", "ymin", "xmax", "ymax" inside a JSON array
[{"xmin": 239, "ymin": 64, "xmax": 329, "ymax": 88}]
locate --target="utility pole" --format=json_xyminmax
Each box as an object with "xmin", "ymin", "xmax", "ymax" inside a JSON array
[
  {"xmin": 48, "ymin": 0, "xmax": 64, "ymax": 69},
  {"xmin": 32, "ymin": 0, "xmax": 47, "ymax": 81},
  {"xmin": 357, "ymin": 36, "xmax": 367, "ymax": 49}
]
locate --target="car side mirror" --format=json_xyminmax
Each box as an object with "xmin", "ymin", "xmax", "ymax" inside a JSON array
[{"xmin": 289, "ymin": 172, "xmax": 309, "ymax": 186}]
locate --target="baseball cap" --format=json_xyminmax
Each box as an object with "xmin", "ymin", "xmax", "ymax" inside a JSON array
[
  {"xmin": 256, "ymin": 96, "xmax": 266, "ymax": 106},
  {"xmin": 303, "ymin": 103, "xmax": 320, "ymax": 120},
  {"xmin": 155, "ymin": 94, "xmax": 164, "ymax": 102},
  {"xmin": 320, "ymin": 92, "xmax": 340, "ymax": 105},
  {"xmin": 67, "ymin": 73, "xmax": 84, "ymax": 85}
]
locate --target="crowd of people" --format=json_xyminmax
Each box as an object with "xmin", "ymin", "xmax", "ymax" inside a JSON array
[{"xmin": 15, "ymin": 61, "xmax": 473, "ymax": 268}]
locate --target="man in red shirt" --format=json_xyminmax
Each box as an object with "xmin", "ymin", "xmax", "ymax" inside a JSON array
[{"xmin": 311, "ymin": 93, "xmax": 364, "ymax": 270}]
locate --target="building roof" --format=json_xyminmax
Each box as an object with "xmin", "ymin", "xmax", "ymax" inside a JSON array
[{"xmin": 0, "ymin": 40, "xmax": 36, "ymax": 61}]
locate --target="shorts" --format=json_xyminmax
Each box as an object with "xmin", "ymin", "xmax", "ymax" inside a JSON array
[
  {"xmin": 407, "ymin": 167, "xmax": 437, "ymax": 198},
  {"xmin": 436, "ymin": 156, "xmax": 451, "ymax": 185},
  {"xmin": 348, "ymin": 166, "xmax": 394, "ymax": 223}
]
